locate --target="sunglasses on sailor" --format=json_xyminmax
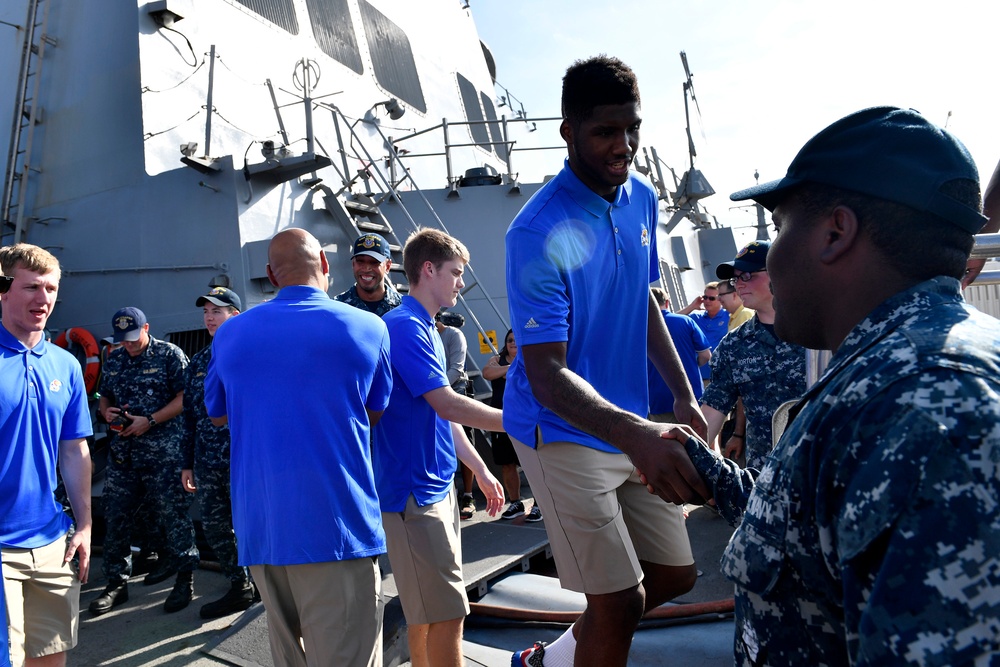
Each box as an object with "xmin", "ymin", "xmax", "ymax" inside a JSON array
[{"xmin": 701, "ymin": 295, "xmax": 717, "ymax": 301}]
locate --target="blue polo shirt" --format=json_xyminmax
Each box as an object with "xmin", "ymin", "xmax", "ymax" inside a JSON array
[
  {"xmin": 374, "ymin": 296, "xmax": 454, "ymax": 512},
  {"xmin": 504, "ymin": 160, "xmax": 659, "ymax": 453},
  {"xmin": 0, "ymin": 325, "xmax": 92, "ymax": 548},
  {"xmin": 689, "ymin": 310, "xmax": 729, "ymax": 380},
  {"xmin": 205, "ymin": 285, "xmax": 392, "ymax": 565},
  {"xmin": 648, "ymin": 311, "xmax": 709, "ymax": 414}
]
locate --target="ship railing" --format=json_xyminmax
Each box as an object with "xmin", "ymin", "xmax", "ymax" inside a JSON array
[
  {"xmin": 386, "ymin": 116, "xmax": 563, "ymax": 194},
  {"xmin": 315, "ymin": 101, "xmax": 518, "ymax": 359},
  {"xmin": 970, "ymin": 233, "xmax": 1000, "ymax": 285}
]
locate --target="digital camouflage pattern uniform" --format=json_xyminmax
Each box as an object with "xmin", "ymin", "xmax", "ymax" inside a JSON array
[
  {"xmin": 182, "ymin": 345, "xmax": 247, "ymax": 584},
  {"xmin": 334, "ymin": 282, "xmax": 401, "ymax": 317},
  {"xmin": 685, "ymin": 277, "xmax": 1000, "ymax": 666},
  {"xmin": 99, "ymin": 336, "xmax": 198, "ymax": 582},
  {"xmin": 701, "ymin": 315, "xmax": 807, "ymax": 469}
]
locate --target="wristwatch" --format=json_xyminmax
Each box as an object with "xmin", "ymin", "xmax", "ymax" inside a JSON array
[{"xmin": 148, "ymin": 415, "xmax": 158, "ymax": 427}]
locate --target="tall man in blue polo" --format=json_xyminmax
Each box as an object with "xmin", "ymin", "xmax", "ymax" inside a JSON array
[
  {"xmin": 93, "ymin": 307, "xmax": 198, "ymax": 615},
  {"xmin": 205, "ymin": 228, "xmax": 392, "ymax": 667},
  {"xmin": 335, "ymin": 233, "xmax": 402, "ymax": 316},
  {"xmin": 1, "ymin": 244, "xmax": 93, "ymax": 667},
  {"xmin": 374, "ymin": 228, "xmax": 505, "ymax": 667},
  {"xmin": 673, "ymin": 107, "xmax": 1000, "ymax": 666},
  {"xmin": 505, "ymin": 56, "xmax": 709, "ymax": 667}
]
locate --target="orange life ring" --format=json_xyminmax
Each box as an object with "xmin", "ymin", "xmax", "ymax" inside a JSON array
[{"xmin": 54, "ymin": 327, "xmax": 101, "ymax": 395}]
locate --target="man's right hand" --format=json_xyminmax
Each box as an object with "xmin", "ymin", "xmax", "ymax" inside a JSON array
[{"xmin": 628, "ymin": 421, "xmax": 711, "ymax": 505}]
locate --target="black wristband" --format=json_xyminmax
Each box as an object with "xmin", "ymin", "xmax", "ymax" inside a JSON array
[{"xmin": 732, "ymin": 433, "xmax": 744, "ymax": 438}]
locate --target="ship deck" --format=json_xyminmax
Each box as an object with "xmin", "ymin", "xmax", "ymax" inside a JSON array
[{"xmin": 75, "ymin": 484, "xmax": 735, "ymax": 666}]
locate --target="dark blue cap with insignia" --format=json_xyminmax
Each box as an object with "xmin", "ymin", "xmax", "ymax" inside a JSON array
[
  {"xmin": 730, "ymin": 106, "xmax": 987, "ymax": 234},
  {"xmin": 196, "ymin": 286, "xmax": 242, "ymax": 311},
  {"xmin": 717, "ymin": 241, "xmax": 770, "ymax": 280},
  {"xmin": 111, "ymin": 306, "xmax": 147, "ymax": 343},
  {"xmin": 351, "ymin": 233, "xmax": 390, "ymax": 262}
]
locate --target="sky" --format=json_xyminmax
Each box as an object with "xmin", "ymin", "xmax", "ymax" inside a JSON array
[{"xmin": 469, "ymin": 0, "xmax": 1000, "ymax": 233}]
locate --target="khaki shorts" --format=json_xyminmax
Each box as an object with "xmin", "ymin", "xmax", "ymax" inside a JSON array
[
  {"xmin": 2, "ymin": 533, "xmax": 80, "ymax": 663},
  {"xmin": 382, "ymin": 490, "xmax": 469, "ymax": 625},
  {"xmin": 512, "ymin": 435, "xmax": 693, "ymax": 595},
  {"xmin": 250, "ymin": 558, "xmax": 383, "ymax": 667},
  {"xmin": 649, "ymin": 412, "xmax": 678, "ymax": 424}
]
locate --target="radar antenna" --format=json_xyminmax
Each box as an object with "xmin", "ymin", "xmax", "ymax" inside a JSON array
[{"xmin": 680, "ymin": 51, "xmax": 703, "ymax": 169}]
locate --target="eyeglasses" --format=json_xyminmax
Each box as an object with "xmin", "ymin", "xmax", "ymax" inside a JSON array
[
  {"xmin": 728, "ymin": 270, "xmax": 766, "ymax": 287},
  {"xmin": 717, "ymin": 290, "xmax": 735, "ymax": 297},
  {"xmin": 701, "ymin": 295, "xmax": 717, "ymax": 301}
]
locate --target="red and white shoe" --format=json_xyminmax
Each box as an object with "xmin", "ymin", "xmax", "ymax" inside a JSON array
[{"xmin": 511, "ymin": 641, "xmax": 547, "ymax": 666}]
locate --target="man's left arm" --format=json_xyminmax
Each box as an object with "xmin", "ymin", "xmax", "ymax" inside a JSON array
[
  {"xmin": 648, "ymin": 294, "xmax": 707, "ymax": 438},
  {"xmin": 452, "ymin": 422, "xmax": 504, "ymax": 516},
  {"xmin": 121, "ymin": 390, "xmax": 183, "ymax": 437},
  {"xmin": 59, "ymin": 438, "xmax": 92, "ymax": 582},
  {"xmin": 833, "ymin": 395, "xmax": 1000, "ymax": 665}
]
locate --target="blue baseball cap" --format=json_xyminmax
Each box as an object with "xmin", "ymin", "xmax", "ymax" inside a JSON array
[
  {"xmin": 730, "ymin": 106, "xmax": 987, "ymax": 234},
  {"xmin": 111, "ymin": 307, "xmax": 147, "ymax": 343},
  {"xmin": 351, "ymin": 234, "xmax": 390, "ymax": 262},
  {"xmin": 717, "ymin": 241, "xmax": 770, "ymax": 280},
  {"xmin": 196, "ymin": 287, "xmax": 242, "ymax": 311}
]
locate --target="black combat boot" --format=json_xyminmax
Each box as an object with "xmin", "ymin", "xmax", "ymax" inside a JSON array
[
  {"xmin": 164, "ymin": 571, "xmax": 193, "ymax": 613},
  {"xmin": 89, "ymin": 580, "xmax": 129, "ymax": 615},
  {"xmin": 199, "ymin": 579, "xmax": 257, "ymax": 619},
  {"xmin": 131, "ymin": 549, "xmax": 159, "ymax": 576},
  {"xmin": 143, "ymin": 559, "xmax": 178, "ymax": 586}
]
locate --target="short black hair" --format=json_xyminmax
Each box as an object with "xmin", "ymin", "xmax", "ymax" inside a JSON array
[
  {"xmin": 793, "ymin": 180, "xmax": 980, "ymax": 281},
  {"xmin": 562, "ymin": 55, "xmax": 640, "ymax": 124}
]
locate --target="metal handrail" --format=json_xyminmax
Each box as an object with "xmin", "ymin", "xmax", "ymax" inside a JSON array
[
  {"xmin": 390, "ymin": 114, "xmax": 562, "ymax": 188},
  {"xmin": 316, "ymin": 101, "xmax": 510, "ymax": 354}
]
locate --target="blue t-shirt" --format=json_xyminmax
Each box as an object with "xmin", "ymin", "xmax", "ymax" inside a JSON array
[
  {"xmin": 374, "ymin": 296, "xmax": 454, "ymax": 512},
  {"xmin": 0, "ymin": 325, "xmax": 92, "ymax": 548},
  {"xmin": 205, "ymin": 285, "xmax": 392, "ymax": 566},
  {"xmin": 504, "ymin": 160, "xmax": 659, "ymax": 453},
  {"xmin": 648, "ymin": 311, "xmax": 709, "ymax": 414},
  {"xmin": 689, "ymin": 310, "xmax": 729, "ymax": 380}
]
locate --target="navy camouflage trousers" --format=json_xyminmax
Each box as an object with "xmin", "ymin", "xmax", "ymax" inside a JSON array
[
  {"xmin": 193, "ymin": 465, "xmax": 247, "ymax": 583},
  {"xmin": 102, "ymin": 462, "xmax": 199, "ymax": 582}
]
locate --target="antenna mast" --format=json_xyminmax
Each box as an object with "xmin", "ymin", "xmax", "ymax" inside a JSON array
[{"xmin": 680, "ymin": 51, "xmax": 701, "ymax": 170}]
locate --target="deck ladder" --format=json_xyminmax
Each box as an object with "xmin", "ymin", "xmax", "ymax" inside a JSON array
[{"xmin": 2, "ymin": 0, "xmax": 54, "ymax": 244}]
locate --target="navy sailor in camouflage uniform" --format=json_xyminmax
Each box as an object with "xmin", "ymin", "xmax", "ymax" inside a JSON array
[
  {"xmin": 701, "ymin": 240, "xmax": 808, "ymax": 470},
  {"xmin": 181, "ymin": 287, "xmax": 257, "ymax": 618},
  {"xmin": 665, "ymin": 107, "xmax": 1000, "ymax": 665},
  {"xmin": 91, "ymin": 307, "xmax": 199, "ymax": 615},
  {"xmin": 334, "ymin": 233, "xmax": 401, "ymax": 316}
]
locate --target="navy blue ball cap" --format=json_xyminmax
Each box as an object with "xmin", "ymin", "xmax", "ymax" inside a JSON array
[
  {"xmin": 351, "ymin": 233, "xmax": 390, "ymax": 262},
  {"xmin": 196, "ymin": 287, "xmax": 242, "ymax": 311},
  {"xmin": 717, "ymin": 240, "xmax": 770, "ymax": 280},
  {"xmin": 730, "ymin": 106, "xmax": 987, "ymax": 234},
  {"xmin": 111, "ymin": 306, "xmax": 147, "ymax": 343}
]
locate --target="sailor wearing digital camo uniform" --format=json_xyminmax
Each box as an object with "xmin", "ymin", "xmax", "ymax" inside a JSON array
[
  {"xmin": 667, "ymin": 107, "xmax": 1000, "ymax": 666},
  {"xmin": 334, "ymin": 233, "xmax": 402, "ymax": 316},
  {"xmin": 180, "ymin": 287, "xmax": 257, "ymax": 619},
  {"xmin": 93, "ymin": 307, "xmax": 199, "ymax": 615}
]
